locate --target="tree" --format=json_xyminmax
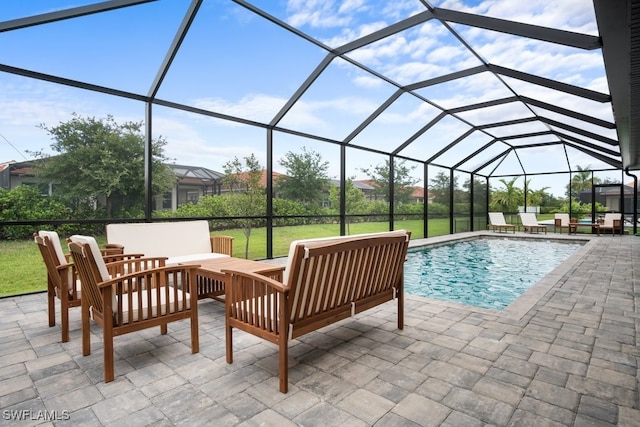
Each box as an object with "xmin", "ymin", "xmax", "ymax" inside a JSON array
[
  {"xmin": 328, "ymin": 177, "xmax": 367, "ymax": 234},
  {"xmin": 524, "ymin": 179, "xmax": 550, "ymax": 207},
  {"xmin": 566, "ymin": 165, "xmax": 600, "ymax": 199},
  {"xmin": 429, "ymin": 171, "xmax": 455, "ymax": 206},
  {"xmin": 490, "ymin": 177, "xmax": 523, "ymax": 212},
  {"xmin": 31, "ymin": 113, "xmax": 175, "ymax": 218},
  {"xmin": 276, "ymin": 147, "xmax": 330, "ymax": 208},
  {"xmin": 360, "ymin": 159, "xmax": 418, "ymax": 205},
  {"xmin": 222, "ymin": 154, "xmax": 265, "ymax": 259}
]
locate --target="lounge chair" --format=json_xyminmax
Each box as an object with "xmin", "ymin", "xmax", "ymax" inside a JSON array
[
  {"xmin": 67, "ymin": 235, "xmax": 200, "ymax": 382},
  {"xmin": 488, "ymin": 212, "xmax": 516, "ymax": 233},
  {"xmin": 598, "ymin": 213, "xmax": 623, "ymax": 235},
  {"xmin": 554, "ymin": 213, "xmax": 575, "ymax": 234},
  {"xmin": 519, "ymin": 212, "xmax": 547, "ymax": 234}
]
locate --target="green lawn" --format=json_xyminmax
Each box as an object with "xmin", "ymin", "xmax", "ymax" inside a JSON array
[{"xmin": 0, "ymin": 217, "xmax": 463, "ymax": 297}]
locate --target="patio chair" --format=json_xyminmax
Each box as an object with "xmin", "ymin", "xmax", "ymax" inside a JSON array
[
  {"xmin": 519, "ymin": 212, "xmax": 547, "ymax": 234},
  {"xmin": 598, "ymin": 213, "xmax": 623, "ymax": 235},
  {"xmin": 67, "ymin": 235, "xmax": 200, "ymax": 382},
  {"xmin": 488, "ymin": 212, "xmax": 516, "ymax": 233},
  {"xmin": 34, "ymin": 230, "xmax": 134, "ymax": 343},
  {"xmin": 554, "ymin": 213, "xmax": 574, "ymax": 234}
]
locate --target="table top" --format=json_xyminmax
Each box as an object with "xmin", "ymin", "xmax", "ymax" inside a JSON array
[{"xmin": 195, "ymin": 257, "xmax": 285, "ymax": 275}]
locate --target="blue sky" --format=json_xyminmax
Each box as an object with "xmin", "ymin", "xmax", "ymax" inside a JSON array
[{"xmin": 0, "ymin": 0, "xmax": 622, "ymax": 197}]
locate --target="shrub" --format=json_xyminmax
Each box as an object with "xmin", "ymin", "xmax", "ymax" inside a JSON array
[{"xmin": 0, "ymin": 186, "xmax": 70, "ymax": 239}]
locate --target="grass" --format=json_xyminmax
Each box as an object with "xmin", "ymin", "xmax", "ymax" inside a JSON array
[
  {"xmin": 0, "ymin": 217, "xmax": 464, "ymax": 297},
  {"xmin": 0, "ymin": 236, "xmax": 109, "ymax": 298}
]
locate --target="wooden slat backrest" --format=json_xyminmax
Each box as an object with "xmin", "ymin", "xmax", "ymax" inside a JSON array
[
  {"xmin": 286, "ymin": 233, "xmax": 409, "ymax": 324},
  {"xmin": 34, "ymin": 235, "xmax": 64, "ymax": 291},
  {"xmin": 68, "ymin": 241, "xmax": 104, "ymax": 315}
]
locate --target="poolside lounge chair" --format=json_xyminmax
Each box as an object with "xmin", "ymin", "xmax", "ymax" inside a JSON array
[
  {"xmin": 68, "ymin": 235, "xmax": 200, "ymax": 382},
  {"xmin": 554, "ymin": 213, "xmax": 574, "ymax": 234},
  {"xmin": 488, "ymin": 212, "xmax": 516, "ymax": 233},
  {"xmin": 519, "ymin": 212, "xmax": 547, "ymax": 234},
  {"xmin": 598, "ymin": 213, "xmax": 623, "ymax": 235}
]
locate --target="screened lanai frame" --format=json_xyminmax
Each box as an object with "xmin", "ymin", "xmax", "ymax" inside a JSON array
[{"xmin": 1, "ymin": 0, "xmax": 638, "ymax": 257}]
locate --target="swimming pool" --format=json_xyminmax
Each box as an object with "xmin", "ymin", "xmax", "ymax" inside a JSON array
[{"xmin": 404, "ymin": 237, "xmax": 584, "ymax": 310}]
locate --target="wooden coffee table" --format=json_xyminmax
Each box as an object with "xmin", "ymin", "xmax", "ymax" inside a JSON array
[
  {"xmin": 190, "ymin": 257, "xmax": 285, "ymax": 301},
  {"xmin": 569, "ymin": 222, "xmax": 600, "ymax": 236}
]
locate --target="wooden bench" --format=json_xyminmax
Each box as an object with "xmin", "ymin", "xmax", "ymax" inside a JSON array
[
  {"xmin": 223, "ymin": 230, "xmax": 410, "ymax": 393},
  {"xmin": 106, "ymin": 220, "xmax": 233, "ymax": 265}
]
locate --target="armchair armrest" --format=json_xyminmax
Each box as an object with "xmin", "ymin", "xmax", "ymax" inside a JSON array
[
  {"xmin": 103, "ymin": 243, "xmax": 124, "ymax": 252},
  {"xmin": 104, "ymin": 256, "xmax": 168, "ymax": 277},
  {"xmin": 98, "ymin": 264, "xmax": 200, "ymax": 326},
  {"xmin": 102, "ymin": 253, "xmax": 144, "ymax": 264},
  {"xmin": 98, "ymin": 264, "xmax": 199, "ymax": 290}
]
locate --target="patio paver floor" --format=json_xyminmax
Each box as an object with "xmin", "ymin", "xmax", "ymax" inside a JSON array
[{"xmin": 0, "ymin": 231, "xmax": 638, "ymax": 426}]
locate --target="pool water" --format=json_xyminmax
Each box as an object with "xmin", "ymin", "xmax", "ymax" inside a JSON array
[{"xmin": 404, "ymin": 238, "xmax": 583, "ymax": 310}]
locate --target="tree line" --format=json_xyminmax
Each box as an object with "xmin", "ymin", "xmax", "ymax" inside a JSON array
[{"xmin": 2, "ymin": 114, "xmax": 601, "ymax": 248}]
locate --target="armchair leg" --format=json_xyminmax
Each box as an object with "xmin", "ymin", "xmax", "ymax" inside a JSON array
[
  {"xmin": 279, "ymin": 335, "xmax": 288, "ymax": 393},
  {"xmin": 191, "ymin": 305, "xmax": 199, "ymax": 354},
  {"xmin": 47, "ymin": 278, "xmax": 55, "ymax": 327},
  {"xmin": 81, "ymin": 296, "xmax": 91, "ymax": 357},
  {"xmin": 61, "ymin": 293, "xmax": 69, "ymax": 343},
  {"xmin": 398, "ymin": 289, "xmax": 404, "ymax": 330},
  {"xmin": 104, "ymin": 328, "xmax": 114, "ymax": 383},
  {"xmin": 226, "ymin": 325, "xmax": 233, "ymax": 364},
  {"xmin": 160, "ymin": 324, "xmax": 167, "ymax": 335}
]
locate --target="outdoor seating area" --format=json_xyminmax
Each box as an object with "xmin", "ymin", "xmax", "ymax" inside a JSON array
[{"xmin": 2, "ymin": 232, "xmax": 639, "ymax": 425}]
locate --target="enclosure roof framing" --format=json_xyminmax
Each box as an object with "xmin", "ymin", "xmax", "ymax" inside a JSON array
[{"xmin": 0, "ymin": 0, "xmax": 637, "ymax": 182}]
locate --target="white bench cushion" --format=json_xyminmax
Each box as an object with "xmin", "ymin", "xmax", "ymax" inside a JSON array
[{"xmin": 106, "ymin": 221, "xmax": 214, "ymax": 258}]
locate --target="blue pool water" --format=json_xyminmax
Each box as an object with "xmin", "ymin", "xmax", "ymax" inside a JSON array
[{"xmin": 404, "ymin": 238, "xmax": 583, "ymax": 310}]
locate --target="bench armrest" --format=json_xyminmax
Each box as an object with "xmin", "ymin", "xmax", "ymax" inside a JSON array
[
  {"xmin": 211, "ymin": 235, "xmax": 234, "ymax": 256},
  {"xmin": 223, "ymin": 269, "xmax": 289, "ymax": 332}
]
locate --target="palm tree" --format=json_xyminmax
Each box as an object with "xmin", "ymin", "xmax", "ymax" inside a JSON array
[
  {"xmin": 491, "ymin": 177, "xmax": 523, "ymax": 212},
  {"xmin": 524, "ymin": 179, "xmax": 550, "ymax": 207},
  {"xmin": 567, "ymin": 165, "xmax": 600, "ymax": 199}
]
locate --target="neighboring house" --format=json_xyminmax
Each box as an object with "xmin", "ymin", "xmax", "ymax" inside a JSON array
[
  {"xmin": 2, "ymin": 160, "xmax": 431, "ymax": 211},
  {"xmin": 157, "ymin": 164, "xmax": 225, "ymax": 211},
  {"xmin": 1, "ymin": 159, "xmax": 226, "ymax": 212},
  {"xmin": 578, "ymin": 184, "xmax": 636, "ymax": 213},
  {"xmin": 220, "ymin": 169, "xmax": 284, "ymax": 194},
  {"xmin": 0, "ymin": 160, "xmax": 51, "ymax": 195}
]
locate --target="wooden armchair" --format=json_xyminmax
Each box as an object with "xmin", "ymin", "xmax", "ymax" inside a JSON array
[
  {"xmin": 34, "ymin": 231, "xmax": 81, "ymax": 343},
  {"xmin": 34, "ymin": 230, "xmax": 138, "ymax": 342},
  {"xmin": 598, "ymin": 213, "xmax": 623, "ymax": 235},
  {"xmin": 67, "ymin": 235, "xmax": 200, "ymax": 382}
]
